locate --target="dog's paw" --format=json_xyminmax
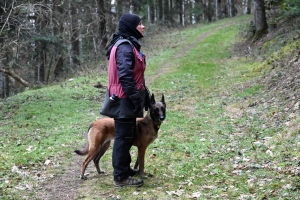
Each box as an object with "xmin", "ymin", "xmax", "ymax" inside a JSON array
[
  {"xmin": 141, "ymin": 172, "xmax": 154, "ymax": 179},
  {"xmin": 81, "ymin": 173, "xmax": 89, "ymax": 180},
  {"xmin": 140, "ymin": 173, "xmax": 149, "ymax": 179}
]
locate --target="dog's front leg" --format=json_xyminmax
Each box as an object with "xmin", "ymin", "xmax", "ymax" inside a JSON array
[
  {"xmin": 138, "ymin": 146, "xmax": 147, "ymax": 178},
  {"xmin": 134, "ymin": 157, "xmax": 139, "ymax": 169}
]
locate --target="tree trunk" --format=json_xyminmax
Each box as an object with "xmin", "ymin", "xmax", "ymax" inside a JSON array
[
  {"xmin": 228, "ymin": 0, "xmax": 236, "ymax": 17},
  {"xmin": 169, "ymin": 0, "xmax": 175, "ymax": 25},
  {"xmin": 0, "ymin": 51, "xmax": 11, "ymax": 97},
  {"xmin": 176, "ymin": 0, "xmax": 183, "ymax": 26},
  {"xmin": 52, "ymin": 0, "xmax": 65, "ymax": 80},
  {"xmin": 35, "ymin": 5, "xmax": 47, "ymax": 83},
  {"xmin": 253, "ymin": 0, "xmax": 268, "ymax": 40},
  {"xmin": 163, "ymin": 0, "xmax": 169, "ymax": 24},
  {"xmin": 35, "ymin": 40, "xmax": 46, "ymax": 83},
  {"xmin": 204, "ymin": 0, "xmax": 212, "ymax": 22},
  {"xmin": 97, "ymin": 0, "xmax": 106, "ymax": 48},
  {"xmin": 187, "ymin": 0, "xmax": 193, "ymax": 24},
  {"xmin": 202, "ymin": 0, "xmax": 206, "ymax": 20},
  {"xmin": 194, "ymin": 0, "xmax": 202, "ymax": 23},
  {"xmin": 216, "ymin": 0, "xmax": 222, "ymax": 20},
  {"xmin": 244, "ymin": 0, "xmax": 251, "ymax": 14},
  {"xmin": 70, "ymin": 2, "xmax": 80, "ymax": 68},
  {"xmin": 148, "ymin": 0, "xmax": 155, "ymax": 24},
  {"xmin": 158, "ymin": 0, "xmax": 163, "ymax": 21}
]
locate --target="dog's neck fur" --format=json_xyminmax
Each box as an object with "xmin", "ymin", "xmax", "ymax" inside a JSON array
[{"xmin": 144, "ymin": 111, "xmax": 162, "ymax": 133}]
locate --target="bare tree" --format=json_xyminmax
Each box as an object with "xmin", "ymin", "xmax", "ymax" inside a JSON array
[
  {"xmin": 228, "ymin": 0, "xmax": 237, "ymax": 17},
  {"xmin": 147, "ymin": 0, "xmax": 155, "ymax": 23},
  {"xmin": 175, "ymin": 0, "xmax": 183, "ymax": 25},
  {"xmin": 0, "ymin": 0, "xmax": 31, "ymax": 96},
  {"xmin": 69, "ymin": 1, "xmax": 80, "ymax": 68},
  {"xmin": 158, "ymin": 0, "xmax": 163, "ymax": 21},
  {"xmin": 216, "ymin": 0, "xmax": 222, "ymax": 20},
  {"xmin": 244, "ymin": 0, "xmax": 251, "ymax": 14},
  {"xmin": 253, "ymin": 0, "xmax": 268, "ymax": 40},
  {"xmin": 97, "ymin": 0, "xmax": 107, "ymax": 48}
]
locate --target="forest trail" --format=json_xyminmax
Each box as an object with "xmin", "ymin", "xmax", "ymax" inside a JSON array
[{"xmin": 34, "ymin": 24, "xmax": 226, "ymax": 200}]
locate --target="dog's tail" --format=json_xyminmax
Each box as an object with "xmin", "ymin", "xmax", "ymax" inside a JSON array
[
  {"xmin": 74, "ymin": 144, "xmax": 89, "ymax": 155},
  {"xmin": 74, "ymin": 123, "xmax": 92, "ymax": 156}
]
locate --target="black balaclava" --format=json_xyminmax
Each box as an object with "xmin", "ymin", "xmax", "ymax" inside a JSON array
[
  {"xmin": 118, "ymin": 13, "xmax": 143, "ymax": 40},
  {"xmin": 106, "ymin": 13, "xmax": 143, "ymax": 58}
]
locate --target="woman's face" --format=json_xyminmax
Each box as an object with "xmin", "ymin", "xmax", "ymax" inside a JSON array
[{"xmin": 136, "ymin": 21, "xmax": 145, "ymax": 36}]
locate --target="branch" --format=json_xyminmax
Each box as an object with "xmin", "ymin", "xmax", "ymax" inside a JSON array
[
  {"xmin": 0, "ymin": 0, "xmax": 15, "ymax": 34},
  {"xmin": 0, "ymin": 68, "xmax": 30, "ymax": 87}
]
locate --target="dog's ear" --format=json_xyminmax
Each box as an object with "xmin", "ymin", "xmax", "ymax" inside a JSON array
[
  {"xmin": 161, "ymin": 93, "xmax": 165, "ymax": 106},
  {"xmin": 150, "ymin": 94, "xmax": 155, "ymax": 105}
]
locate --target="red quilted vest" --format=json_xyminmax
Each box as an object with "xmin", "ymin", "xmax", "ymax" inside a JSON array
[{"xmin": 107, "ymin": 39, "xmax": 146, "ymax": 98}]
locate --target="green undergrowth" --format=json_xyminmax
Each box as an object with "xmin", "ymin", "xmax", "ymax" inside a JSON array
[{"xmin": 1, "ymin": 14, "xmax": 300, "ymax": 199}]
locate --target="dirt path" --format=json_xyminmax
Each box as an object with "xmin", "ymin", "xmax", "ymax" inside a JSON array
[{"xmin": 34, "ymin": 25, "xmax": 225, "ymax": 200}]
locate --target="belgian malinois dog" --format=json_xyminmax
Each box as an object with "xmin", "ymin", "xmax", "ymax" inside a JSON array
[{"xmin": 75, "ymin": 93, "xmax": 166, "ymax": 179}]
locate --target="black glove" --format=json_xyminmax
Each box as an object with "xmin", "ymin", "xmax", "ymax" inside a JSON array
[
  {"xmin": 132, "ymin": 98, "xmax": 142, "ymax": 114},
  {"xmin": 133, "ymin": 104, "xmax": 142, "ymax": 114}
]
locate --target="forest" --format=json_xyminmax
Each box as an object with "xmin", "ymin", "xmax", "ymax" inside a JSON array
[{"xmin": 1, "ymin": 0, "xmax": 298, "ymax": 98}]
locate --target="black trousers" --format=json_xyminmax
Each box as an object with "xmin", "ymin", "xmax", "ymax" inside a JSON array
[{"xmin": 113, "ymin": 118, "xmax": 136, "ymax": 181}]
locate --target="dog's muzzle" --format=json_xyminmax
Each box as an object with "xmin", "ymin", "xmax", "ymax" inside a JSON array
[{"xmin": 159, "ymin": 116, "xmax": 165, "ymax": 121}]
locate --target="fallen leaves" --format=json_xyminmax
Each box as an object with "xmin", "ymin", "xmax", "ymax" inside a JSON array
[{"xmin": 166, "ymin": 189, "xmax": 184, "ymax": 197}]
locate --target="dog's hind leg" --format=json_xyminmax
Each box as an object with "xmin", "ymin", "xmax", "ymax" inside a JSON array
[
  {"xmin": 80, "ymin": 145, "xmax": 103, "ymax": 179},
  {"xmin": 94, "ymin": 141, "xmax": 111, "ymax": 174}
]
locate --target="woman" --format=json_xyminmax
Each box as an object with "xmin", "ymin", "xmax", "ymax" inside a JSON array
[{"xmin": 103, "ymin": 13, "xmax": 148, "ymax": 187}]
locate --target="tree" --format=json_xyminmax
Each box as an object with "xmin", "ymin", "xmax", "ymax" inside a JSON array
[
  {"xmin": 158, "ymin": 0, "xmax": 163, "ymax": 21},
  {"xmin": 70, "ymin": 1, "xmax": 80, "ymax": 68},
  {"xmin": 0, "ymin": 0, "xmax": 30, "ymax": 96},
  {"xmin": 253, "ymin": 0, "xmax": 268, "ymax": 41},
  {"xmin": 147, "ymin": 0, "xmax": 155, "ymax": 23},
  {"xmin": 97, "ymin": 0, "xmax": 107, "ymax": 48},
  {"xmin": 216, "ymin": 0, "xmax": 222, "ymax": 19},
  {"xmin": 51, "ymin": 0, "xmax": 66, "ymax": 80},
  {"xmin": 203, "ymin": 0, "xmax": 213, "ymax": 22},
  {"xmin": 244, "ymin": 0, "xmax": 251, "ymax": 14},
  {"xmin": 175, "ymin": 0, "xmax": 184, "ymax": 25},
  {"xmin": 228, "ymin": 0, "xmax": 237, "ymax": 17}
]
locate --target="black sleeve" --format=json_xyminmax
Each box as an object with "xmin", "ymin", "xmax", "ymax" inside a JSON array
[{"xmin": 115, "ymin": 43, "xmax": 139, "ymax": 99}]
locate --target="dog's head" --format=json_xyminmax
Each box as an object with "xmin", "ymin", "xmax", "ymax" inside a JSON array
[{"xmin": 149, "ymin": 93, "xmax": 166, "ymax": 122}]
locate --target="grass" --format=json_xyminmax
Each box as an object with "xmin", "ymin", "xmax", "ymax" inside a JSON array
[{"xmin": 1, "ymin": 14, "xmax": 300, "ymax": 199}]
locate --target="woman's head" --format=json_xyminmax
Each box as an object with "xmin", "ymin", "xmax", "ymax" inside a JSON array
[{"xmin": 118, "ymin": 13, "xmax": 145, "ymax": 39}]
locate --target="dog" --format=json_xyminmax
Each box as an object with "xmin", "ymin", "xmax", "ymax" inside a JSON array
[{"xmin": 75, "ymin": 93, "xmax": 166, "ymax": 179}]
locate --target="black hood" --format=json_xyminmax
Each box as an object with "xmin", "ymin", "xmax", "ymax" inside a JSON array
[
  {"xmin": 118, "ymin": 13, "xmax": 143, "ymax": 40},
  {"xmin": 106, "ymin": 13, "xmax": 143, "ymax": 59}
]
